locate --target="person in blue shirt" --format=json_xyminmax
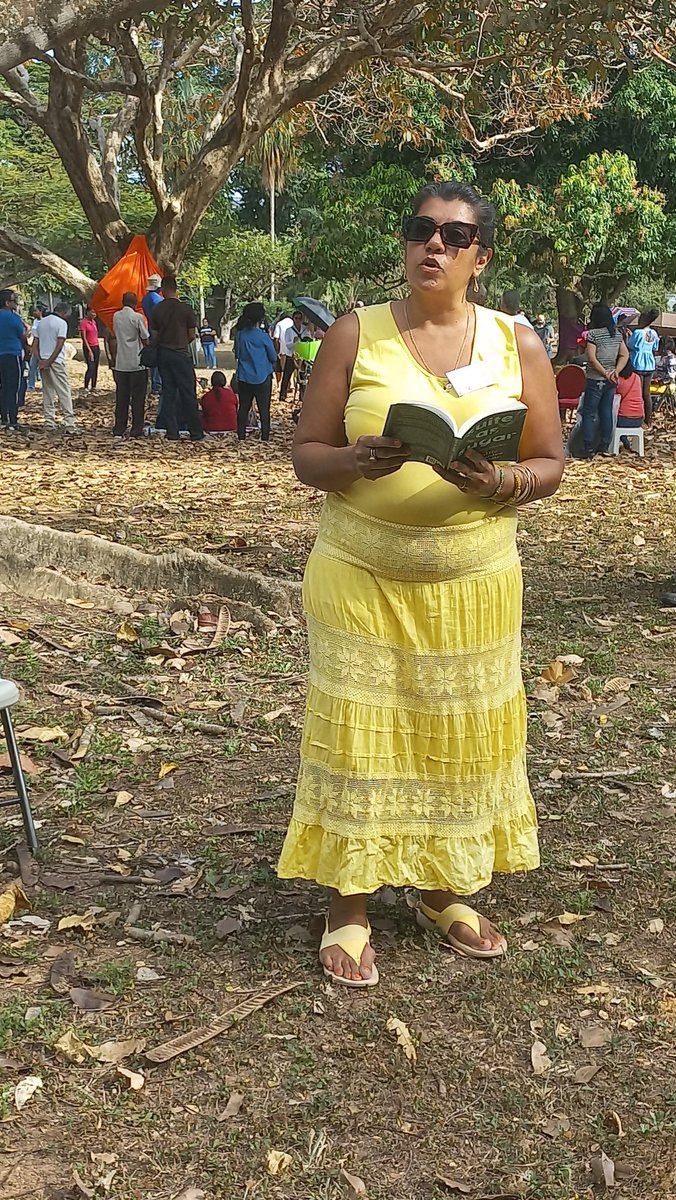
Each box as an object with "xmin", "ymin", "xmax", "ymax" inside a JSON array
[
  {"xmin": 233, "ymin": 302, "xmax": 277, "ymax": 441},
  {"xmin": 0, "ymin": 289, "xmax": 27, "ymax": 431},
  {"xmin": 141, "ymin": 274, "xmax": 164, "ymax": 402},
  {"xmin": 628, "ymin": 309, "xmax": 660, "ymax": 427}
]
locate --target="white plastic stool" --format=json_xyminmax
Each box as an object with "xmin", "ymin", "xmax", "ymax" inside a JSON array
[
  {"xmin": 610, "ymin": 426, "xmax": 644, "ymax": 456},
  {"xmin": 0, "ymin": 678, "xmax": 38, "ymax": 851}
]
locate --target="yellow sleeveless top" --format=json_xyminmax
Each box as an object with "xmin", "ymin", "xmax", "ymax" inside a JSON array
[{"xmin": 341, "ymin": 301, "xmax": 523, "ymax": 527}]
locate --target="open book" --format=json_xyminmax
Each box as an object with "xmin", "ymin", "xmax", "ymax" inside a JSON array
[{"xmin": 382, "ymin": 400, "xmax": 527, "ymax": 470}]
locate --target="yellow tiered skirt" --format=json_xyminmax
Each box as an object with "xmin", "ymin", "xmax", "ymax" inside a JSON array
[{"xmin": 277, "ymin": 495, "xmax": 539, "ymax": 896}]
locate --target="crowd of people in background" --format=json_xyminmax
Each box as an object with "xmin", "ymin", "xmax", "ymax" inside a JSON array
[
  {"xmin": 0, "ymin": 275, "xmax": 323, "ymax": 443},
  {"xmin": 1, "ymin": 278, "xmax": 673, "ymax": 458}
]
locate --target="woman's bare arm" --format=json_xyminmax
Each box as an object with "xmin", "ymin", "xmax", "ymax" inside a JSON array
[{"xmin": 292, "ymin": 314, "xmax": 409, "ymax": 491}]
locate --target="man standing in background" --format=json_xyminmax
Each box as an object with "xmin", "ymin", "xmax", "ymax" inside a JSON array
[
  {"xmin": 112, "ymin": 292, "xmax": 149, "ymax": 438},
  {"xmin": 34, "ymin": 301, "xmax": 78, "ymax": 434},
  {"xmin": 199, "ymin": 319, "xmax": 218, "ymax": 369},
  {"xmin": 150, "ymin": 275, "xmax": 204, "ymax": 441},
  {"xmin": 279, "ymin": 310, "xmax": 305, "ymax": 402},
  {"xmin": 27, "ymin": 301, "xmax": 48, "ymax": 390},
  {"xmin": 0, "ymin": 289, "xmax": 27, "ymax": 431}
]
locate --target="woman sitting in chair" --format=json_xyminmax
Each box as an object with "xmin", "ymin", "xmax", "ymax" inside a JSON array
[{"xmin": 615, "ymin": 361, "xmax": 644, "ymax": 452}]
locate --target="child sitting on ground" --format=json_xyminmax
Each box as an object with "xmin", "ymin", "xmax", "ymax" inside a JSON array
[
  {"xmin": 615, "ymin": 360, "xmax": 644, "ymax": 451},
  {"xmin": 200, "ymin": 371, "xmax": 238, "ymax": 433}
]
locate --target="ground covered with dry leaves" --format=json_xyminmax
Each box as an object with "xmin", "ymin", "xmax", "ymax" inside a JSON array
[{"xmin": 0, "ymin": 368, "xmax": 675, "ymax": 1200}]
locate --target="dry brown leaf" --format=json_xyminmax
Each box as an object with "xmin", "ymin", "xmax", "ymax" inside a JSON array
[
  {"xmin": 0, "ymin": 882, "xmax": 30, "ymax": 924},
  {"xmin": 66, "ymin": 597, "xmax": 96, "ymax": 609},
  {"xmin": 55, "ymin": 1030, "xmax": 94, "ymax": 1063},
  {"xmin": 114, "ymin": 790, "xmax": 134, "ymax": 807},
  {"xmin": 579, "ymin": 1024, "xmax": 611, "ymax": 1049},
  {"xmin": 69, "ymin": 986, "xmax": 115, "ymax": 1012},
  {"xmin": 436, "ymin": 1178, "xmax": 472, "ymax": 1194},
  {"xmin": 14, "ymin": 1074, "xmax": 42, "ymax": 1110},
  {"xmin": 0, "ymin": 749, "xmax": 41, "ymax": 775},
  {"xmin": 0, "ymin": 627, "xmax": 23, "ymax": 646},
  {"xmin": 58, "ymin": 912, "xmax": 96, "ymax": 933},
  {"xmin": 541, "ymin": 660, "xmax": 577, "ymax": 685},
  {"xmin": 266, "ymin": 1149, "xmax": 292, "ymax": 1176},
  {"xmin": 17, "ymin": 724, "xmax": 68, "ymax": 742},
  {"xmin": 574, "ymin": 1064, "xmax": 601, "ymax": 1084},
  {"xmin": 603, "ymin": 677, "xmax": 633, "ymax": 693},
  {"xmin": 262, "ymin": 705, "xmax": 293, "ymax": 723},
  {"xmin": 50, "ymin": 950, "xmax": 78, "ymax": 995},
  {"xmin": 646, "ymin": 917, "xmax": 664, "ymax": 935},
  {"xmin": 71, "ymin": 723, "xmax": 96, "ymax": 761},
  {"xmin": 633, "ymin": 533, "xmax": 646, "ymax": 547},
  {"xmin": 575, "ymin": 983, "xmax": 610, "ymax": 996},
  {"xmin": 557, "ymin": 911, "xmax": 589, "ymax": 926},
  {"xmin": 340, "ymin": 1167, "xmax": 367, "ymax": 1196},
  {"xmin": 590, "ymin": 1149, "xmax": 615, "ymax": 1189},
  {"xmin": 116, "ymin": 1065, "xmax": 145, "ymax": 1090},
  {"xmin": 145, "ymin": 982, "xmax": 301, "ymax": 1063},
  {"xmin": 541, "ymin": 1114, "xmax": 571, "ymax": 1138},
  {"xmin": 557, "ymin": 653, "xmax": 584, "ymax": 665},
  {"xmin": 531, "ymin": 682, "xmax": 560, "ymax": 704},
  {"xmin": 209, "ymin": 604, "xmax": 231, "ymax": 646},
  {"xmin": 116, "ymin": 620, "xmax": 139, "ymax": 643},
  {"xmin": 96, "ymin": 1038, "xmax": 146, "ymax": 1063},
  {"xmin": 172, "ymin": 1190, "xmax": 206, "ymax": 1200},
  {"xmin": 531, "ymin": 1039, "xmax": 552, "ymax": 1075},
  {"xmin": 215, "ymin": 916, "xmax": 241, "ymax": 938},
  {"xmin": 386, "ymin": 1016, "xmax": 417, "ymax": 1065},
  {"xmin": 217, "ymin": 1091, "xmax": 244, "ymax": 1120},
  {"xmin": 158, "ymin": 761, "xmax": 179, "ymax": 780}
]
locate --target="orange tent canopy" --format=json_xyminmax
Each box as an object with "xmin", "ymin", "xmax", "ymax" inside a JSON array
[{"xmin": 90, "ymin": 235, "xmax": 161, "ymax": 330}]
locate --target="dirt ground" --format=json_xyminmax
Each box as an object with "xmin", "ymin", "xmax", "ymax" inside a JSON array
[{"xmin": 0, "ymin": 366, "xmax": 675, "ymax": 1200}]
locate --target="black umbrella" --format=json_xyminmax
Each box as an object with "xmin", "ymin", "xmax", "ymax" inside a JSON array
[{"xmin": 293, "ymin": 296, "xmax": 335, "ymax": 332}]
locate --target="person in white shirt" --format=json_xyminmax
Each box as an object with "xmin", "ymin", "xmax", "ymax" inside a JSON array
[
  {"xmin": 112, "ymin": 293, "xmax": 149, "ymax": 438},
  {"xmin": 34, "ymin": 302, "xmax": 77, "ymax": 433},
  {"xmin": 279, "ymin": 310, "xmax": 305, "ymax": 401},
  {"xmin": 500, "ymin": 290, "xmax": 533, "ymax": 329},
  {"xmin": 27, "ymin": 302, "xmax": 48, "ymax": 390}
]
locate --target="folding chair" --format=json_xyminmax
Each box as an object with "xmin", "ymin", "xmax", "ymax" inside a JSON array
[{"xmin": 0, "ymin": 678, "xmax": 38, "ymax": 852}]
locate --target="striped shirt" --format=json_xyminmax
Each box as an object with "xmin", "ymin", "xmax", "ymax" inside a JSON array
[{"xmin": 586, "ymin": 327, "xmax": 623, "ymax": 380}]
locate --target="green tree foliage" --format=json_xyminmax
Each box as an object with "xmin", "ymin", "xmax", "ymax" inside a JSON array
[{"xmin": 493, "ymin": 151, "xmax": 670, "ymax": 300}]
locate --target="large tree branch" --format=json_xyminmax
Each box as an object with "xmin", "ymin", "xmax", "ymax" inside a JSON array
[
  {"xmin": 31, "ymin": 49, "xmax": 140, "ymax": 94},
  {"xmin": 0, "ymin": 0, "xmax": 168, "ymax": 75},
  {"xmin": 44, "ymin": 56, "xmax": 132, "ymax": 265},
  {"xmin": 0, "ymin": 223, "xmax": 97, "ymax": 296}
]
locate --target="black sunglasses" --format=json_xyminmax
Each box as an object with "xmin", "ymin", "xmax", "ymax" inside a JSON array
[{"xmin": 402, "ymin": 215, "xmax": 480, "ymax": 249}]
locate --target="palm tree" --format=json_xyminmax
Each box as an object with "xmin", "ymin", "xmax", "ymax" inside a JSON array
[{"xmin": 248, "ymin": 118, "xmax": 298, "ymax": 300}]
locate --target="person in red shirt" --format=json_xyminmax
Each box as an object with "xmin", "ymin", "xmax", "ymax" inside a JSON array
[
  {"xmin": 615, "ymin": 361, "xmax": 644, "ymax": 451},
  {"xmin": 200, "ymin": 370, "xmax": 238, "ymax": 433},
  {"xmin": 79, "ymin": 306, "xmax": 100, "ymax": 392}
]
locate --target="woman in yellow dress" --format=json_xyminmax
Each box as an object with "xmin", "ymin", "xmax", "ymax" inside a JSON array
[{"xmin": 278, "ymin": 181, "xmax": 564, "ymax": 986}]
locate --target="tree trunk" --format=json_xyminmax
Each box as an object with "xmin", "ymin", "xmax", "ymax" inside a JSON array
[
  {"xmin": 553, "ymin": 285, "xmax": 585, "ymax": 367},
  {"xmin": 0, "ymin": 223, "xmax": 97, "ymax": 297},
  {"xmin": 270, "ymin": 176, "xmax": 276, "ymax": 302}
]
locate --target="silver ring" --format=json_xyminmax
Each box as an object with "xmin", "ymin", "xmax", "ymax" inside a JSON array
[
  {"xmin": 369, "ymin": 447, "xmax": 377, "ymax": 462},
  {"xmin": 457, "ymin": 476, "xmax": 468, "ymax": 491}
]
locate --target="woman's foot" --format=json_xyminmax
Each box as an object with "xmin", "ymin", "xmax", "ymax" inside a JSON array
[
  {"xmin": 320, "ymin": 892, "xmax": 376, "ymax": 982},
  {"xmin": 420, "ymin": 890, "xmax": 505, "ymax": 953}
]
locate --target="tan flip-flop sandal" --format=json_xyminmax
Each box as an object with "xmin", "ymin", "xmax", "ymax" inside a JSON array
[
  {"xmin": 319, "ymin": 919, "xmax": 379, "ymax": 988},
  {"xmin": 416, "ymin": 900, "xmax": 507, "ymax": 959}
]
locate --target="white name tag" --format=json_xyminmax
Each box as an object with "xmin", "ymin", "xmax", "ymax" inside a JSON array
[{"xmin": 446, "ymin": 363, "xmax": 496, "ymax": 396}]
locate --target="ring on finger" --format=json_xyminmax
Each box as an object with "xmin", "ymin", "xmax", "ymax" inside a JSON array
[{"xmin": 369, "ymin": 447, "xmax": 377, "ymax": 462}]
